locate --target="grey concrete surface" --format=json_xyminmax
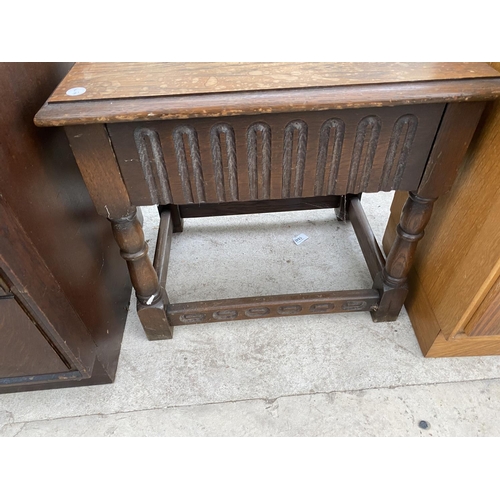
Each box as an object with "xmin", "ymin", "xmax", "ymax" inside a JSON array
[
  {"xmin": 1, "ymin": 193, "xmax": 500, "ymax": 436},
  {"xmin": 3, "ymin": 378, "xmax": 500, "ymax": 437}
]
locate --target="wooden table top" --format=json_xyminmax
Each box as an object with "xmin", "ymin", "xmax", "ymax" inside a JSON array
[
  {"xmin": 49, "ymin": 62, "xmax": 500, "ymax": 102},
  {"xmin": 35, "ymin": 63, "xmax": 500, "ymax": 126}
]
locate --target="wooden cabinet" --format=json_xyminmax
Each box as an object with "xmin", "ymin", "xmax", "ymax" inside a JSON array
[
  {"xmin": 0, "ymin": 63, "xmax": 131, "ymax": 393},
  {"xmin": 382, "ymin": 63, "xmax": 500, "ymax": 357}
]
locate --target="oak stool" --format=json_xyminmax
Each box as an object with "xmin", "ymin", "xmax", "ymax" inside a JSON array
[{"xmin": 35, "ymin": 63, "xmax": 500, "ymax": 340}]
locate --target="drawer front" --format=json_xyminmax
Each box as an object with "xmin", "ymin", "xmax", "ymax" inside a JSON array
[
  {"xmin": 0, "ymin": 297, "xmax": 69, "ymax": 379},
  {"xmin": 108, "ymin": 104, "xmax": 445, "ymax": 206}
]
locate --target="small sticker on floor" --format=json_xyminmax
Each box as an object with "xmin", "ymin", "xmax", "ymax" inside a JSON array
[{"xmin": 293, "ymin": 234, "xmax": 309, "ymax": 245}]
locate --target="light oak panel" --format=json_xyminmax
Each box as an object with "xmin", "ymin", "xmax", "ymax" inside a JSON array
[
  {"xmin": 466, "ymin": 273, "xmax": 500, "ymax": 337},
  {"xmin": 49, "ymin": 62, "xmax": 500, "ymax": 102}
]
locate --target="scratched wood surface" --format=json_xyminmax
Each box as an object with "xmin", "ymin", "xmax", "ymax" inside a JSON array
[
  {"xmin": 35, "ymin": 63, "xmax": 500, "ymax": 127},
  {"xmin": 49, "ymin": 62, "xmax": 500, "ymax": 102}
]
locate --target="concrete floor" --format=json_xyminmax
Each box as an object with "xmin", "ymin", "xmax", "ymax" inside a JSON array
[{"xmin": 2, "ymin": 192, "xmax": 500, "ymax": 437}]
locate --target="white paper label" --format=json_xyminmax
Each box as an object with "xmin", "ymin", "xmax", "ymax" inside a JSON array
[
  {"xmin": 293, "ymin": 234, "xmax": 309, "ymax": 245},
  {"xmin": 66, "ymin": 87, "xmax": 87, "ymax": 96}
]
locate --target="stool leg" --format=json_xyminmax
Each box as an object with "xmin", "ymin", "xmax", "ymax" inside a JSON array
[
  {"xmin": 336, "ymin": 194, "xmax": 361, "ymax": 222},
  {"xmin": 110, "ymin": 208, "xmax": 173, "ymax": 340},
  {"xmin": 169, "ymin": 204, "xmax": 184, "ymax": 233},
  {"xmin": 371, "ymin": 191, "xmax": 436, "ymax": 322}
]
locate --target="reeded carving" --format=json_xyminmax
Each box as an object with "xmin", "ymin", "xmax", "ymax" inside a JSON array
[
  {"xmin": 133, "ymin": 111, "xmax": 424, "ymax": 204},
  {"xmin": 282, "ymin": 120, "xmax": 308, "ymax": 198},
  {"xmin": 348, "ymin": 116, "xmax": 381, "ymax": 193},
  {"xmin": 210, "ymin": 123, "xmax": 238, "ymax": 202},
  {"xmin": 315, "ymin": 118, "xmax": 345, "ymax": 196},
  {"xmin": 381, "ymin": 114, "xmax": 418, "ymax": 190},
  {"xmin": 172, "ymin": 125, "xmax": 205, "ymax": 203},
  {"xmin": 246, "ymin": 122, "xmax": 272, "ymax": 200},
  {"xmin": 134, "ymin": 128, "xmax": 173, "ymax": 204}
]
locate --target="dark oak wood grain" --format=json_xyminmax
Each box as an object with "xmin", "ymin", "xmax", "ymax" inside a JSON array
[
  {"xmin": 417, "ymin": 102, "xmax": 487, "ymax": 198},
  {"xmin": 0, "ymin": 63, "xmax": 131, "ymax": 393},
  {"xmin": 168, "ymin": 289, "xmax": 380, "ymax": 326},
  {"xmin": 153, "ymin": 209, "xmax": 174, "ymax": 290},
  {"xmin": 177, "ymin": 196, "xmax": 340, "ymax": 218},
  {"xmin": 109, "ymin": 105, "xmax": 444, "ymax": 206},
  {"xmin": 65, "ymin": 124, "xmax": 133, "ymax": 219},
  {"xmin": 0, "ymin": 298, "xmax": 69, "ymax": 378},
  {"xmin": 0, "ymin": 196, "xmax": 95, "ymax": 376},
  {"xmin": 348, "ymin": 197, "xmax": 386, "ymax": 280},
  {"xmin": 372, "ymin": 192, "xmax": 436, "ymax": 322},
  {"xmin": 111, "ymin": 209, "xmax": 172, "ymax": 340}
]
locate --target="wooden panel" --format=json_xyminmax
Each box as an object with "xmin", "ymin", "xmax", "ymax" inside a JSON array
[
  {"xmin": 466, "ymin": 273, "xmax": 500, "ymax": 337},
  {"xmin": 0, "ymin": 198, "xmax": 96, "ymax": 376},
  {"xmin": 0, "ymin": 298, "xmax": 69, "ymax": 378},
  {"xmin": 417, "ymin": 102, "xmax": 486, "ymax": 198},
  {"xmin": 35, "ymin": 79, "xmax": 500, "ymax": 127},
  {"xmin": 109, "ymin": 104, "xmax": 444, "ymax": 206},
  {"xmin": 49, "ymin": 63, "xmax": 500, "ymax": 102},
  {"xmin": 404, "ymin": 268, "xmax": 443, "ymax": 356},
  {"xmin": 0, "ymin": 63, "xmax": 131, "ymax": 391},
  {"xmin": 426, "ymin": 333, "xmax": 500, "ymax": 358}
]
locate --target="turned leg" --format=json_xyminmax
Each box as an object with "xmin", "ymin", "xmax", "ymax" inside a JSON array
[
  {"xmin": 110, "ymin": 208, "xmax": 173, "ymax": 340},
  {"xmin": 371, "ymin": 191, "xmax": 436, "ymax": 322}
]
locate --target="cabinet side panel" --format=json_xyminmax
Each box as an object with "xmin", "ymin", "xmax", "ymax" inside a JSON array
[
  {"xmin": 466, "ymin": 275, "xmax": 500, "ymax": 337},
  {"xmin": 0, "ymin": 63, "xmax": 131, "ymax": 381},
  {"xmin": 0, "ymin": 299, "xmax": 69, "ymax": 378}
]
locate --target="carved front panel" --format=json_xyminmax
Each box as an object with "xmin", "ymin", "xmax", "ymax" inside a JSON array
[{"xmin": 108, "ymin": 104, "xmax": 445, "ymax": 205}]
